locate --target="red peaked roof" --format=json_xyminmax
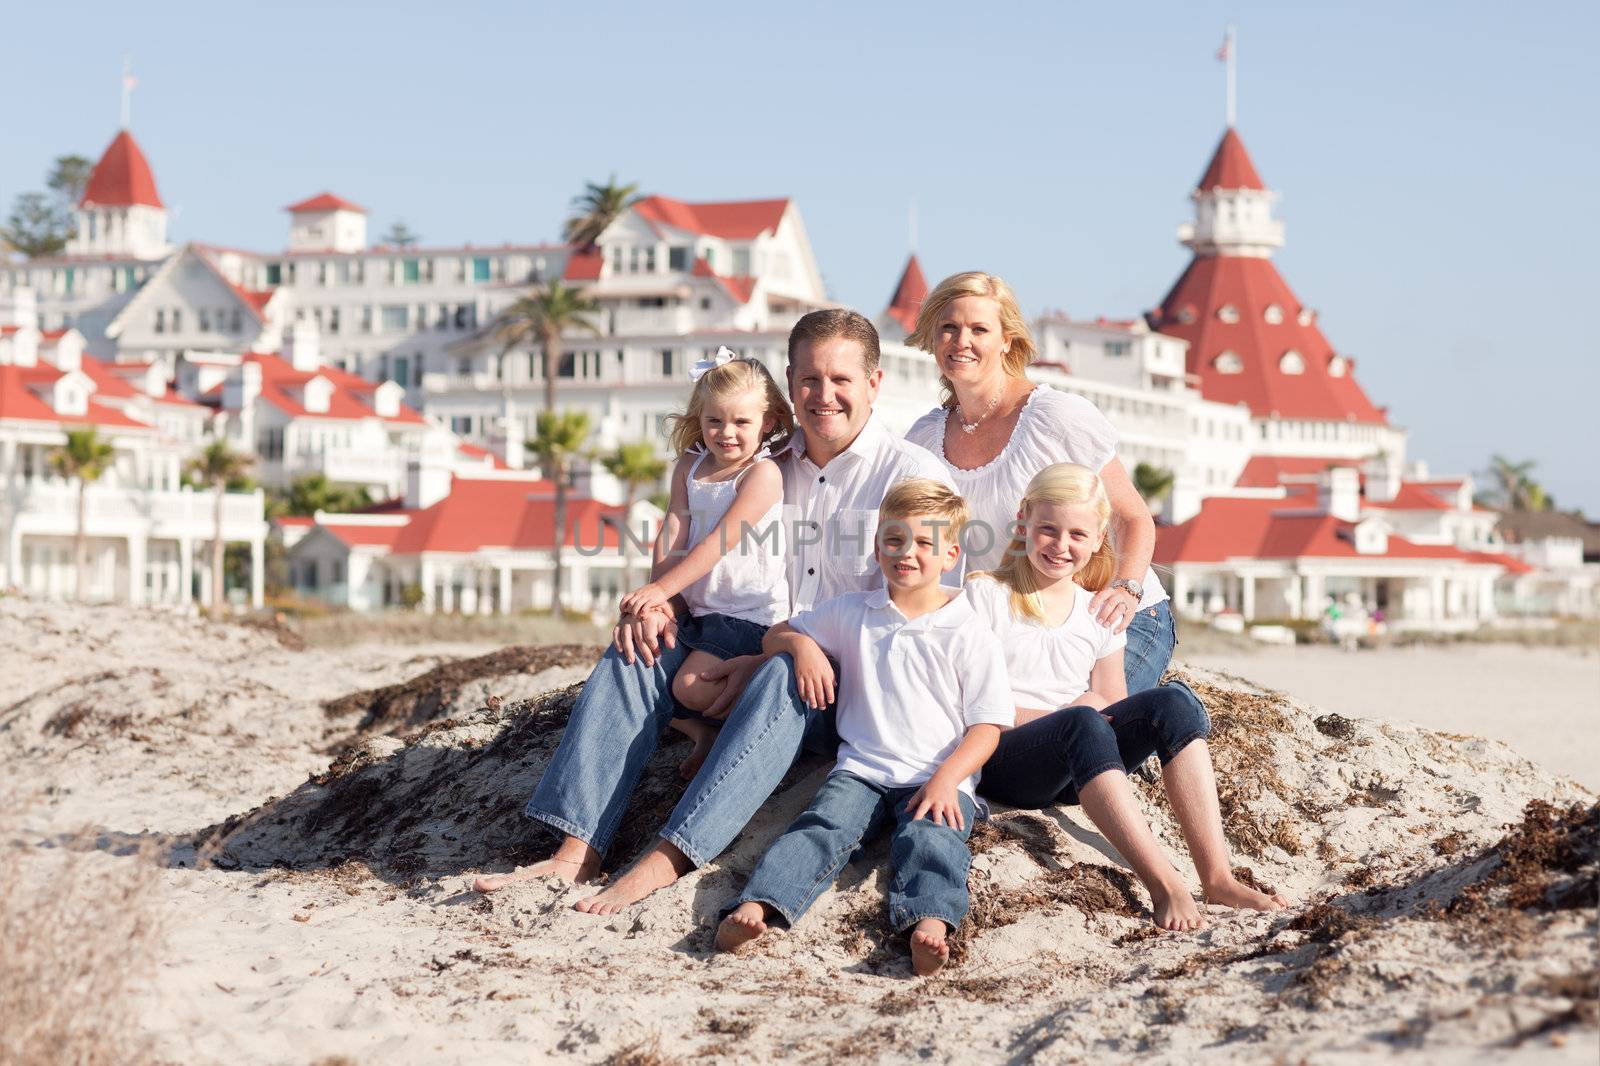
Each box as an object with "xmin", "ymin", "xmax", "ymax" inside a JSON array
[
  {"xmin": 82, "ymin": 130, "xmax": 164, "ymax": 209},
  {"xmin": 1154, "ymin": 494, "xmax": 1514, "ymax": 571},
  {"xmin": 1235, "ymin": 455, "xmax": 1362, "ymax": 488},
  {"xmin": 1196, "ymin": 128, "xmax": 1265, "ymax": 191},
  {"xmin": 562, "ymin": 249, "xmax": 603, "ymax": 281},
  {"xmin": 885, "ymin": 254, "xmax": 928, "ymax": 333},
  {"xmin": 286, "ymin": 192, "xmax": 367, "ymax": 214},
  {"xmin": 634, "ymin": 196, "xmax": 789, "ymax": 239},
  {"xmin": 691, "ymin": 257, "xmax": 756, "ymax": 304},
  {"xmin": 0, "ymin": 365, "xmax": 152, "ymax": 429},
  {"xmin": 1150, "ymin": 255, "xmax": 1386, "ymax": 423},
  {"xmin": 242, "ymin": 352, "xmax": 426, "ymax": 424},
  {"xmin": 321, "ymin": 519, "xmax": 412, "ymax": 549},
  {"xmin": 390, "ymin": 476, "xmax": 628, "ymax": 554}
]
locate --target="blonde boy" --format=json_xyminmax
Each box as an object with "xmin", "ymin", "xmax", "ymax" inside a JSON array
[{"xmin": 714, "ymin": 479, "xmax": 1013, "ymax": 975}]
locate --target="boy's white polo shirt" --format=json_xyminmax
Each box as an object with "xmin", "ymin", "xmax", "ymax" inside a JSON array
[{"xmin": 789, "ymin": 587, "xmax": 1014, "ymax": 796}]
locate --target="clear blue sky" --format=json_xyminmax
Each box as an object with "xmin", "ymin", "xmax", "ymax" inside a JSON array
[{"xmin": 6, "ymin": 1, "xmax": 1596, "ymax": 512}]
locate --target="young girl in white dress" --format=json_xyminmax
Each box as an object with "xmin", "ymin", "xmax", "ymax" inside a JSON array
[
  {"xmin": 965, "ymin": 462, "xmax": 1293, "ymax": 930},
  {"xmin": 618, "ymin": 349, "xmax": 793, "ymax": 778}
]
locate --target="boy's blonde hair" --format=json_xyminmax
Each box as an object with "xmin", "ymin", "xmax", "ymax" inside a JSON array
[
  {"xmin": 667, "ymin": 357, "xmax": 795, "ymax": 458},
  {"xmin": 905, "ymin": 271, "xmax": 1038, "ymax": 408},
  {"xmin": 975, "ymin": 462, "xmax": 1116, "ymax": 623},
  {"xmin": 878, "ymin": 479, "xmax": 969, "ymax": 550}
]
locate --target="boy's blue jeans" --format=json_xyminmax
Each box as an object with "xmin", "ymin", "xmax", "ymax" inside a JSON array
[{"xmin": 729, "ymin": 770, "xmax": 977, "ymax": 933}]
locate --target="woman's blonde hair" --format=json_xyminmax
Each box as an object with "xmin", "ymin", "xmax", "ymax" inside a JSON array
[
  {"xmin": 906, "ymin": 271, "xmax": 1037, "ymax": 407},
  {"xmin": 667, "ymin": 357, "xmax": 795, "ymax": 458},
  {"xmin": 975, "ymin": 462, "xmax": 1116, "ymax": 623}
]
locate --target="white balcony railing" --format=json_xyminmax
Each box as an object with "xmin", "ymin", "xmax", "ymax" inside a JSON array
[{"xmin": 9, "ymin": 481, "xmax": 265, "ymax": 537}]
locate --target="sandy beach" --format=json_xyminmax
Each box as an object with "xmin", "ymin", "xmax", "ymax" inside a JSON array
[{"xmin": 4, "ymin": 595, "xmax": 1596, "ymax": 1065}]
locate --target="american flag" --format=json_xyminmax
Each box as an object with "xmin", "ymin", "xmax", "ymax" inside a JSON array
[{"xmin": 1216, "ymin": 36, "xmax": 1231, "ymax": 62}]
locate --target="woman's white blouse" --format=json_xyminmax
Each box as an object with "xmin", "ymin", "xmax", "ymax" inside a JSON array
[
  {"xmin": 905, "ymin": 387, "xmax": 1168, "ymax": 609},
  {"xmin": 964, "ymin": 575, "xmax": 1126, "ymax": 711}
]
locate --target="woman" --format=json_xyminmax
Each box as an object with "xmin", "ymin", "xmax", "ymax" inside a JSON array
[{"xmin": 904, "ymin": 271, "xmax": 1174, "ymax": 692}]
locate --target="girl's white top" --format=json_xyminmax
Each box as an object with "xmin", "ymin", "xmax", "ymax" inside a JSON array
[
  {"xmin": 681, "ymin": 449, "xmax": 790, "ymax": 626},
  {"xmin": 964, "ymin": 574, "xmax": 1127, "ymax": 711},
  {"xmin": 905, "ymin": 387, "xmax": 1168, "ymax": 609}
]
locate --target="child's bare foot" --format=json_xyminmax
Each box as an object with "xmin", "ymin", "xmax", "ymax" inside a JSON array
[
  {"xmin": 669, "ymin": 718, "xmax": 717, "ymax": 780},
  {"xmin": 574, "ymin": 843, "xmax": 693, "ymax": 915},
  {"xmin": 1203, "ymin": 875, "xmax": 1290, "ymax": 912},
  {"xmin": 1148, "ymin": 880, "xmax": 1207, "ymax": 931},
  {"xmin": 909, "ymin": 918, "xmax": 950, "ymax": 976},
  {"xmin": 715, "ymin": 902, "xmax": 770, "ymax": 952},
  {"xmin": 473, "ymin": 841, "xmax": 601, "ymax": 893}
]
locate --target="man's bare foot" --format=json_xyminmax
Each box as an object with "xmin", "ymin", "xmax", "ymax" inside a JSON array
[
  {"xmin": 473, "ymin": 840, "xmax": 601, "ymax": 893},
  {"xmin": 678, "ymin": 729, "xmax": 716, "ymax": 781},
  {"xmin": 715, "ymin": 902, "xmax": 770, "ymax": 952},
  {"xmin": 574, "ymin": 843, "xmax": 694, "ymax": 915},
  {"xmin": 1203, "ymin": 875, "xmax": 1290, "ymax": 912},
  {"xmin": 1148, "ymin": 880, "xmax": 1207, "ymax": 931},
  {"xmin": 909, "ymin": 918, "xmax": 951, "ymax": 976}
]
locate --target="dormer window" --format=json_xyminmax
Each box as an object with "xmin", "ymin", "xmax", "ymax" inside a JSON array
[
  {"xmin": 1213, "ymin": 351, "xmax": 1242, "ymax": 374},
  {"xmin": 1297, "ymin": 307, "xmax": 1314, "ymax": 326},
  {"xmin": 1216, "ymin": 304, "xmax": 1239, "ymax": 324},
  {"xmin": 1279, "ymin": 350, "xmax": 1305, "ymax": 374},
  {"xmin": 1177, "ymin": 305, "xmax": 1197, "ymax": 324},
  {"xmin": 1328, "ymin": 354, "xmax": 1348, "ymax": 377},
  {"xmin": 1264, "ymin": 304, "xmax": 1283, "ymax": 324}
]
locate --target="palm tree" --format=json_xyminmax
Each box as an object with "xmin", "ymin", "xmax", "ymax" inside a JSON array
[
  {"xmin": 563, "ymin": 175, "xmax": 642, "ymax": 250},
  {"xmin": 48, "ymin": 428, "xmax": 114, "ymax": 602},
  {"xmin": 1485, "ymin": 455, "xmax": 1548, "ymax": 512},
  {"xmin": 285, "ymin": 472, "xmax": 372, "ymax": 517},
  {"xmin": 1133, "ymin": 462, "xmax": 1176, "ymax": 509},
  {"xmin": 486, "ymin": 282, "xmax": 600, "ymax": 413},
  {"xmin": 601, "ymin": 441, "xmax": 666, "ymax": 585},
  {"xmin": 186, "ymin": 440, "xmax": 253, "ymax": 618},
  {"xmin": 528, "ymin": 411, "xmax": 593, "ymax": 619}
]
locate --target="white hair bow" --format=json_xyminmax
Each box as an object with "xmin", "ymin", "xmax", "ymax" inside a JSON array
[{"xmin": 688, "ymin": 346, "xmax": 738, "ymax": 382}]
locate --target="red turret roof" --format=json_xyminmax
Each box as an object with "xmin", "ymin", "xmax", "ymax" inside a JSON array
[
  {"xmin": 81, "ymin": 130, "xmax": 164, "ymax": 209},
  {"xmin": 885, "ymin": 254, "xmax": 928, "ymax": 333},
  {"xmin": 1196, "ymin": 128, "xmax": 1265, "ymax": 191},
  {"xmin": 634, "ymin": 196, "xmax": 789, "ymax": 239},
  {"xmin": 286, "ymin": 192, "xmax": 367, "ymax": 214},
  {"xmin": 390, "ymin": 476, "xmax": 627, "ymax": 554},
  {"xmin": 1150, "ymin": 254, "xmax": 1386, "ymax": 424}
]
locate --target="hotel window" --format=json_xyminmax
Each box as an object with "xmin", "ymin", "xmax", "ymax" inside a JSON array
[
  {"xmin": 472, "ymin": 257, "xmax": 491, "ymax": 282},
  {"xmin": 380, "ymin": 305, "xmax": 407, "ymax": 332},
  {"xmin": 732, "ymin": 248, "xmax": 751, "ymax": 275},
  {"xmin": 265, "ymin": 263, "xmax": 282, "ymax": 286},
  {"xmin": 1216, "ymin": 304, "xmax": 1239, "ymax": 324},
  {"xmin": 402, "ymin": 258, "xmax": 421, "ymax": 284},
  {"xmin": 154, "ymin": 309, "xmax": 165, "ymax": 334},
  {"xmin": 558, "ymin": 352, "xmax": 576, "ymax": 378},
  {"xmin": 328, "ymin": 307, "xmax": 341, "ymax": 335},
  {"xmin": 1106, "ymin": 341, "xmax": 1130, "ymax": 357},
  {"xmin": 416, "ymin": 303, "xmax": 429, "ymax": 328},
  {"xmin": 454, "ymin": 304, "xmax": 471, "ymax": 329},
  {"xmin": 171, "ymin": 309, "xmax": 182, "ymax": 332},
  {"xmin": 392, "ymin": 355, "xmax": 409, "ymax": 387},
  {"xmin": 659, "ymin": 349, "xmax": 673, "ymax": 377},
  {"xmin": 199, "ymin": 309, "xmax": 211, "ymax": 332},
  {"xmin": 361, "ymin": 306, "xmax": 375, "ymax": 333},
  {"xmin": 1264, "ymin": 303, "xmax": 1284, "ymax": 324},
  {"xmin": 668, "ymin": 246, "xmax": 689, "ymax": 271},
  {"xmin": 457, "ymin": 357, "xmax": 472, "ymax": 378},
  {"xmin": 436, "ymin": 304, "xmax": 450, "ymax": 330}
]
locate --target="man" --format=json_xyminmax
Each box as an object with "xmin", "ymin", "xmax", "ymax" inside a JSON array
[{"xmin": 474, "ymin": 308, "xmax": 951, "ymax": 909}]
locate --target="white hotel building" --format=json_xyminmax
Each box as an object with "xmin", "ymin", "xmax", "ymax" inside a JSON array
[{"xmin": 5, "ymin": 122, "xmax": 1571, "ymax": 623}]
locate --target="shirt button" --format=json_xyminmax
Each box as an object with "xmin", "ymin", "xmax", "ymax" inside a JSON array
[
  {"xmin": 807, "ymin": 568, "xmax": 816, "ymax": 575},
  {"xmin": 819, "ymin": 475, "xmax": 826, "ymax": 483}
]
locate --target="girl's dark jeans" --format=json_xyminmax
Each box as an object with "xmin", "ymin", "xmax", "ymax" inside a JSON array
[{"xmin": 977, "ymin": 683, "xmax": 1210, "ymax": 808}]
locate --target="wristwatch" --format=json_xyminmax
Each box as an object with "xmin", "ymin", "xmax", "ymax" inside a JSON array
[{"xmin": 1110, "ymin": 578, "xmax": 1143, "ymax": 601}]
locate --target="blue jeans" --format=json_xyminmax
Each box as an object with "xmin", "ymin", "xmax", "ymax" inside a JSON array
[
  {"xmin": 977, "ymin": 683, "xmax": 1210, "ymax": 808},
  {"xmin": 659, "ymin": 653, "xmax": 838, "ymax": 866},
  {"xmin": 526, "ymin": 648, "xmax": 834, "ymax": 865},
  {"xmin": 730, "ymin": 770, "xmax": 977, "ymax": 933},
  {"xmin": 1124, "ymin": 599, "xmax": 1176, "ymax": 694}
]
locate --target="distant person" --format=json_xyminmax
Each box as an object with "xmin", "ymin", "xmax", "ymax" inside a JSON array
[
  {"xmin": 615, "ymin": 349, "xmax": 793, "ymax": 779},
  {"xmin": 474, "ymin": 309, "xmax": 951, "ymax": 903},
  {"xmin": 965, "ymin": 463, "xmax": 1289, "ymax": 929},
  {"xmin": 715, "ymin": 480, "xmax": 1011, "ymax": 974},
  {"xmin": 904, "ymin": 271, "xmax": 1175, "ymax": 692}
]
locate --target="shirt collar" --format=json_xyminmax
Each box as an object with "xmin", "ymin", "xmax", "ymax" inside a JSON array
[
  {"xmin": 784, "ymin": 411, "xmax": 889, "ymax": 469},
  {"xmin": 867, "ymin": 586, "xmax": 975, "ymax": 629}
]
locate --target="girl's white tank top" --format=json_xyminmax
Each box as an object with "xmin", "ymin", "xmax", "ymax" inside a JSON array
[{"xmin": 681, "ymin": 449, "xmax": 789, "ymax": 626}]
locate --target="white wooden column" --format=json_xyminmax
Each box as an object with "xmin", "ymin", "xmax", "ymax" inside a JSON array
[
  {"xmin": 250, "ymin": 537, "xmax": 265, "ymax": 608},
  {"xmin": 498, "ymin": 566, "xmax": 513, "ymax": 614},
  {"xmin": 178, "ymin": 538, "xmax": 194, "ymax": 607},
  {"xmin": 1241, "ymin": 574, "xmax": 1257, "ymax": 621},
  {"xmin": 126, "ymin": 533, "xmax": 147, "ymax": 606}
]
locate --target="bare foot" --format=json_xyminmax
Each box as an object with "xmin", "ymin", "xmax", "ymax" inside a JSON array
[
  {"xmin": 1203, "ymin": 875, "xmax": 1290, "ymax": 912},
  {"xmin": 574, "ymin": 843, "xmax": 693, "ymax": 915},
  {"xmin": 715, "ymin": 902, "xmax": 770, "ymax": 952},
  {"xmin": 909, "ymin": 918, "xmax": 951, "ymax": 976},
  {"xmin": 1148, "ymin": 880, "xmax": 1207, "ymax": 931},
  {"xmin": 473, "ymin": 850, "xmax": 599, "ymax": 893},
  {"xmin": 677, "ymin": 726, "xmax": 716, "ymax": 781}
]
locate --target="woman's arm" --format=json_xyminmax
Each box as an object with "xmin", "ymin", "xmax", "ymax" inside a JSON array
[
  {"xmin": 622, "ymin": 459, "xmax": 783, "ymax": 616},
  {"xmin": 1090, "ymin": 457, "xmax": 1155, "ymax": 633}
]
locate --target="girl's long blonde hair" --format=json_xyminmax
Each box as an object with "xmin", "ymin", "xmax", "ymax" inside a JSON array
[
  {"xmin": 667, "ymin": 357, "xmax": 795, "ymax": 458},
  {"xmin": 905, "ymin": 271, "xmax": 1038, "ymax": 408},
  {"xmin": 975, "ymin": 462, "xmax": 1116, "ymax": 623}
]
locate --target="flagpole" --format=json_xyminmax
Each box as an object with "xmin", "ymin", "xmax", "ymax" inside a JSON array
[
  {"xmin": 908, "ymin": 198, "xmax": 917, "ymax": 254},
  {"xmin": 120, "ymin": 55, "xmax": 133, "ymax": 128},
  {"xmin": 1225, "ymin": 26, "xmax": 1237, "ymax": 128}
]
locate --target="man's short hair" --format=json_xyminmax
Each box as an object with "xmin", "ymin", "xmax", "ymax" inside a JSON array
[
  {"xmin": 878, "ymin": 478, "xmax": 969, "ymax": 538},
  {"xmin": 787, "ymin": 308, "xmax": 881, "ymax": 373}
]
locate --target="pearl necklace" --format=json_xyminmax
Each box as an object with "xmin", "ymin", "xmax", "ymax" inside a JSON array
[{"xmin": 956, "ymin": 389, "xmax": 1002, "ymax": 434}]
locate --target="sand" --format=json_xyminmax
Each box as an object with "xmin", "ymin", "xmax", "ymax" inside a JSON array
[{"xmin": 3, "ymin": 595, "xmax": 1596, "ymax": 1065}]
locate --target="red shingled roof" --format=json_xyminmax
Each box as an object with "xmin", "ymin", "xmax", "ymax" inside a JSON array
[
  {"xmin": 82, "ymin": 130, "xmax": 164, "ymax": 209},
  {"xmin": 1196, "ymin": 128, "xmax": 1265, "ymax": 191},
  {"xmin": 286, "ymin": 192, "xmax": 367, "ymax": 214},
  {"xmin": 1151, "ymin": 254, "xmax": 1386, "ymax": 423},
  {"xmin": 1235, "ymin": 455, "xmax": 1362, "ymax": 488},
  {"xmin": 885, "ymin": 254, "xmax": 928, "ymax": 333},
  {"xmin": 634, "ymin": 196, "xmax": 789, "ymax": 239},
  {"xmin": 390, "ymin": 476, "xmax": 628, "ymax": 554},
  {"xmin": 1154, "ymin": 494, "xmax": 1513, "ymax": 570},
  {"xmin": 562, "ymin": 249, "xmax": 603, "ymax": 281},
  {"xmin": 0, "ymin": 365, "xmax": 153, "ymax": 429},
  {"xmin": 1365, "ymin": 483, "xmax": 1456, "ymax": 511},
  {"xmin": 321, "ymin": 520, "xmax": 412, "ymax": 549},
  {"xmin": 691, "ymin": 257, "xmax": 756, "ymax": 304},
  {"xmin": 242, "ymin": 352, "xmax": 426, "ymax": 424}
]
